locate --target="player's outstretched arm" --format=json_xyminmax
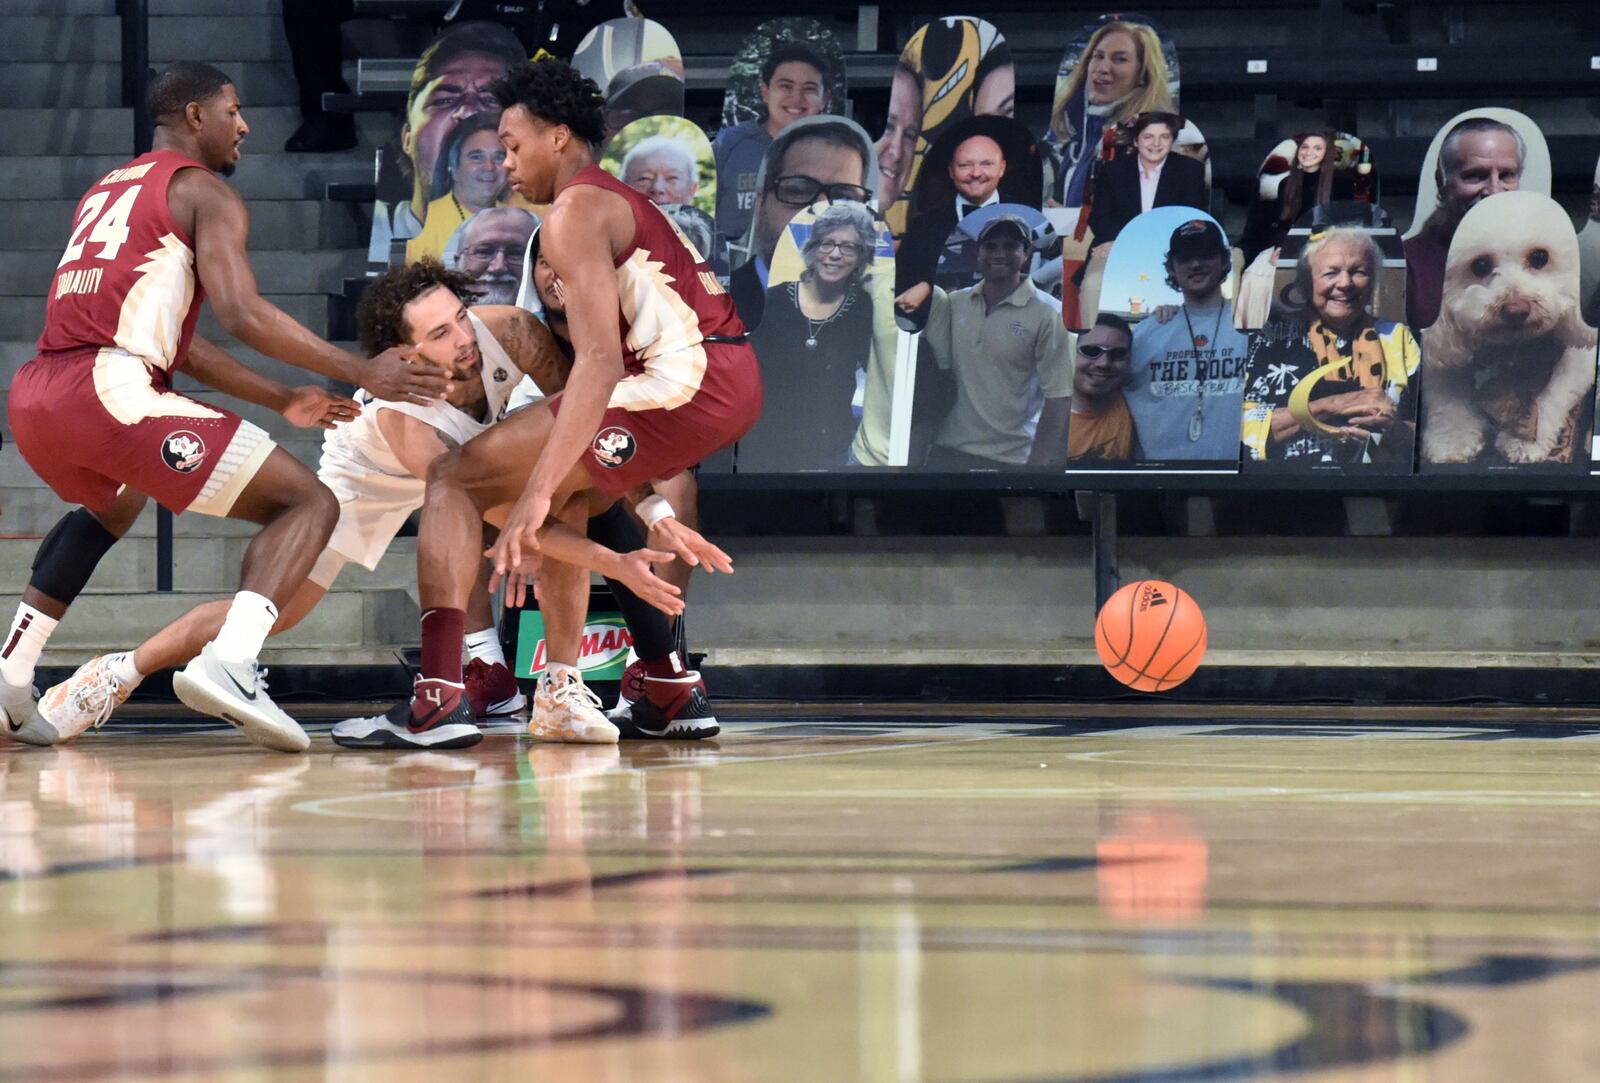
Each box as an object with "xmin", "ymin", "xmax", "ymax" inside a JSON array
[
  {"xmin": 489, "ymin": 521, "xmax": 683, "ymax": 617},
  {"xmin": 185, "ymin": 335, "xmax": 359, "ymax": 430},
  {"xmin": 624, "ymin": 488, "xmax": 733, "ymax": 574},
  {"xmin": 177, "ymin": 169, "xmax": 452, "ymax": 405}
]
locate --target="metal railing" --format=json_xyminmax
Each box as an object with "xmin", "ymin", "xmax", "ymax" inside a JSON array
[{"xmin": 120, "ymin": 0, "xmax": 172, "ymax": 591}]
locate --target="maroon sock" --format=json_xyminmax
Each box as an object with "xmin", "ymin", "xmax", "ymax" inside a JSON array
[
  {"xmin": 640, "ymin": 651, "xmax": 688, "ymax": 679},
  {"xmin": 420, "ymin": 607, "xmax": 466, "ymax": 685}
]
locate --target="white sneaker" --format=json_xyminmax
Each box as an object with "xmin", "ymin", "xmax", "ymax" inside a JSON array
[
  {"xmin": 0, "ymin": 673, "xmax": 52, "ymax": 747},
  {"xmin": 172, "ymin": 643, "xmax": 309, "ymax": 754},
  {"xmin": 529, "ymin": 670, "xmax": 619, "ymax": 744},
  {"xmin": 36, "ymin": 655, "xmax": 132, "ymax": 744}
]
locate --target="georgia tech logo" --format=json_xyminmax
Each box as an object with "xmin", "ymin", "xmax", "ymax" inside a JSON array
[
  {"xmin": 160, "ymin": 430, "xmax": 207, "ymax": 473},
  {"xmin": 591, "ymin": 426, "xmax": 637, "ymax": 468}
]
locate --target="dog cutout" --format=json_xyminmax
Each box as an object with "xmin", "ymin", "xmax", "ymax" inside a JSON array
[{"xmin": 1421, "ymin": 191, "xmax": 1598, "ymax": 465}]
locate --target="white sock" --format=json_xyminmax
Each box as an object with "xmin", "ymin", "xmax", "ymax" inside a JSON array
[
  {"xmin": 105, "ymin": 650, "xmax": 145, "ymax": 691},
  {"xmin": 543, "ymin": 661, "xmax": 580, "ymax": 687},
  {"xmin": 0, "ymin": 603, "xmax": 58, "ymax": 687},
  {"xmin": 464, "ymin": 627, "xmax": 506, "ymax": 668},
  {"xmin": 210, "ymin": 591, "xmax": 279, "ymax": 665}
]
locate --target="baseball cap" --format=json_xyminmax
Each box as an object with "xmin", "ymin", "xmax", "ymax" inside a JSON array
[
  {"xmin": 977, "ymin": 213, "xmax": 1032, "ymax": 246},
  {"xmin": 1167, "ymin": 218, "xmax": 1226, "ymax": 256}
]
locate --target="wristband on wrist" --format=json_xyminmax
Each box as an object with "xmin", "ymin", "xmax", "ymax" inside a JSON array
[{"xmin": 636, "ymin": 493, "xmax": 675, "ymax": 528}]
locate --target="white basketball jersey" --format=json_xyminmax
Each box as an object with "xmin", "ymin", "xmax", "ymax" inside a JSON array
[{"xmin": 317, "ymin": 312, "xmax": 521, "ymax": 569}]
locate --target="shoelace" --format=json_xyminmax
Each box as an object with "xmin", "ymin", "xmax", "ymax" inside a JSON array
[
  {"xmin": 238, "ymin": 662, "xmax": 271, "ymax": 697},
  {"xmin": 545, "ymin": 674, "xmax": 604, "ymax": 713},
  {"xmin": 75, "ymin": 665, "xmax": 130, "ymax": 730}
]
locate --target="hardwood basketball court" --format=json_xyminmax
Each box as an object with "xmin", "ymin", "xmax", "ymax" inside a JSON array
[{"xmin": 3, "ymin": 705, "xmax": 1597, "ymax": 1081}]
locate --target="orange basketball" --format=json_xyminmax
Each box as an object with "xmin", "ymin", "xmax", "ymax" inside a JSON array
[{"xmin": 1094, "ymin": 580, "xmax": 1207, "ymax": 692}]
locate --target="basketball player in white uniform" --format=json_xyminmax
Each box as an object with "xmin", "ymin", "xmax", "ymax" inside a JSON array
[{"xmin": 37, "ymin": 261, "xmax": 684, "ymax": 747}]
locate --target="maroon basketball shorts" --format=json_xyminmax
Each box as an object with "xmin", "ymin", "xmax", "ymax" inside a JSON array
[
  {"xmin": 552, "ymin": 340, "xmax": 763, "ymax": 498},
  {"xmin": 9, "ymin": 347, "xmax": 277, "ymax": 515}
]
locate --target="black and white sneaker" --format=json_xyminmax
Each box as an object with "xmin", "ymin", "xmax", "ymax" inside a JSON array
[
  {"xmin": 608, "ymin": 670, "xmax": 720, "ymax": 740},
  {"xmin": 331, "ymin": 694, "xmax": 483, "ymax": 751}
]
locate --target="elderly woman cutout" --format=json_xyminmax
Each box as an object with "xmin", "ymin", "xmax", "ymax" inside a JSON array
[{"xmin": 1241, "ymin": 228, "xmax": 1420, "ymax": 468}]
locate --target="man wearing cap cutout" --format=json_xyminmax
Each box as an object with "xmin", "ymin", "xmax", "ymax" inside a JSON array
[
  {"xmin": 1124, "ymin": 218, "xmax": 1248, "ymax": 463},
  {"xmin": 919, "ymin": 214, "xmax": 1074, "ymax": 468}
]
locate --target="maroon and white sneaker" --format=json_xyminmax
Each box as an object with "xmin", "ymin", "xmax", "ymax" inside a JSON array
[
  {"xmin": 608, "ymin": 670, "xmax": 719, "ymax": 740},
  {"xmin": 331, "ymin": 677, "xmax": 483, "ymax": 750},
  {"xmin": 464, "ymin": 658, "xmax": 526, "ymax": 717},
  {"xmin": 611, "ymin": 657, "xmax": 646, "ymax": 713}
]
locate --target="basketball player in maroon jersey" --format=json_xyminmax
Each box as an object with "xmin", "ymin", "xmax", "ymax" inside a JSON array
[
  {"xmin": 349, "ymin": 58, "xmax": 761, "ymax": 748},
  {"xmin": 0, "ymin": 62, "xmax": 453, "ymax": 753}
]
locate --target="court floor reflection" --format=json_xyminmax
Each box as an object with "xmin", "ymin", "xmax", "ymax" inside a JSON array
[{"xmin": 2, "ymin": 710, "xmax": 1600, "ymax": 1080}]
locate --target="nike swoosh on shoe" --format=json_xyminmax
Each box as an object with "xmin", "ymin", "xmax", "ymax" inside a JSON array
[
  {"xmin": 224, "ymin": 671, "xmax": 259, "ymax": 702},
  {"xmin": 408, "ymin": 700, "xmax": 458, "ymax": 733}
]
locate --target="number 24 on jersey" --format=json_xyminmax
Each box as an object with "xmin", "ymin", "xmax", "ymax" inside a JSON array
[{"xmin": 58, "ymin": 185, "xmax": 143, "ymax": 268}]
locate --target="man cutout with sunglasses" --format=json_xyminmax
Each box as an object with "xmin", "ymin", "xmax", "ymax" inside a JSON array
[
  {"xmin": 730, "ymin": 116, "xmax": 874, "ymax": 329},
  {"xmin": 1064, "ymin": 314, "xmax": 1137, "ymax": 463}
]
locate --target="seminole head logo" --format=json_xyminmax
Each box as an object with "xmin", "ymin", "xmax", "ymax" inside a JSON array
[
  {"xmin": 590, "ymin": 426, "xmax": 637, "ymax": 468},
  {"xmin": 160, "ymin": 430, "xmax": 207, "ymax": 473}
]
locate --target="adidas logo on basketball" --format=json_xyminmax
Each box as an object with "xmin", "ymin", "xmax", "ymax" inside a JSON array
[{"xmin": 1140, "ymin": 585, "xmax": 1170, "ymax": 610}]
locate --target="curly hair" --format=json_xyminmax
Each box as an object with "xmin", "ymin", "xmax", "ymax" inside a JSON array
[
  {"xmin": 490, "ymin": 56, "xmax": 606, "ymax": 149},
  {"xmin": 357, "ymin": 258, "xmax": 477, "ymax": 355}
]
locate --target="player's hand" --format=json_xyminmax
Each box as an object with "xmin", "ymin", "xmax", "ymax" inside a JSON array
[
  {"xmin": 648, "ymin": 517, "xmax": 733, "ymax": 574},
  {"xmin": 363, "ymin": 346, "xmax": 453, "ymax": 404},
  {"xmin": 612, "ymin": 548, "xmax": 684, "ymax": 617},
  {"xmin": 894, "ymin": 281, "xmax": 933, "ymax": 313},
  {"xmin": 281, "ymin": 386, "xmax": 360, "ymax": 429},
  {"xmin": 494, "ymin": 561, "xmax": 544, "ymax": 609},
  {"xmin": 486, "ymin": 488, "xmax": 552, "ymax": 601},
  {"xmin": 1151, "ymin": 304, "xmax": 1181, "ymax": 325}
]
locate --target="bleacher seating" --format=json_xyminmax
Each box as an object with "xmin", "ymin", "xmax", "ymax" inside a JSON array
[{"xmin": 13, "ymin": 0, "xmax": 1595, "ymax": 675}]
